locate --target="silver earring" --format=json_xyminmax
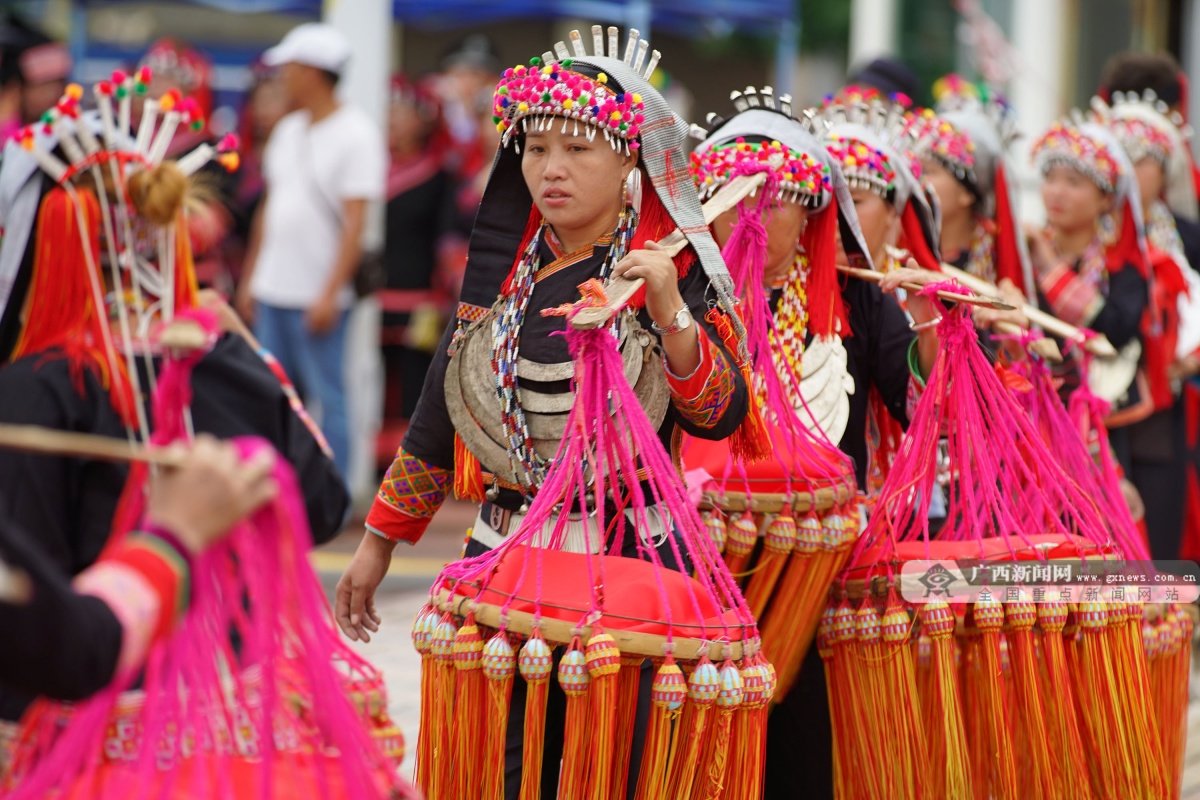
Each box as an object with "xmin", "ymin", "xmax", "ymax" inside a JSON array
[{"xmin": 624, "ymin": 168, "xmax": 642, "ymax": 211}]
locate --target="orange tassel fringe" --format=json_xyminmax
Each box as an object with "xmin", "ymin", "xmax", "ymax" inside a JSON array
[
  {"xmin": 517, "ymin": 629, "xmax": 554, "ymax": 800},
  {"xmin": 557, "ymin": 636, "xmax": 592, "ymax": 799},
  {"xmin": 633, "ymin": 657, "xmax": 686, "ymax": 800},
  {"xmin": 481, "ymin": 631, "xmax": 515, "ymax": 800}
]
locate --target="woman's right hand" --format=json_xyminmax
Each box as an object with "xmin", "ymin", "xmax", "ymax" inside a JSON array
[{"xmin": 335, "ymin": 532, "xmax": 396, "ymax": 642}]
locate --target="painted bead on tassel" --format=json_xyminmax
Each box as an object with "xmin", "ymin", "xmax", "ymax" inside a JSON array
[
  {"xmin": 795, "ymin": 510, "xmax": 823, "ymax": 555},
  {"xmin": 726, "ymin": 511, "xmax": 758, "ymax": 558},
  {"xmin": 762, "ymin": 511, "xmax": 797, "ymax": 555},
  {"xmin": 703, "ymin": 509, "xmax": 728, "ymax": 554}
]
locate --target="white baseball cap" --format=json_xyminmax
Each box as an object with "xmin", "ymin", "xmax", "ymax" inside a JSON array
[{"xmin": 263, "ymin": 23, "xmax": 351, "ymax": 74}]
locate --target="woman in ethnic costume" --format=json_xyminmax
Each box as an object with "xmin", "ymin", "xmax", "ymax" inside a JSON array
[
  {"xmin": 1028, "ymin": 119, "xmax": 1154, "ymax": 417},
  {"xmin": 337, "ymin": 27, "xmax": 750, "ymax": 799},
  {"xmin": 686, "ymin": 88, "xmax": 940, "ymax": 799},
  {"xmin": 821, "ymin": 87, "xmax": 942, "ymax": 278},
  {"xmin": 912, "ymin": 76, "xmax": 1035, "ymax": 298},
  {"xmin": 1095, "ymin": 92, "xmax": 1200, "ymax": 558},
  {"xmin": 0, "ymin": 78, "xmax": 348, "ymax": 744}
]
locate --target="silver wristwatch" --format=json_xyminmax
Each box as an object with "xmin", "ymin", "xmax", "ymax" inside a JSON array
[{"xmin": 651, "ymin": 303, "xmax": 693, "ymax": 336}]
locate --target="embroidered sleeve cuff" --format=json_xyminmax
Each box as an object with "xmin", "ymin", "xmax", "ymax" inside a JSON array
[
  {"xmin": 369, "ymin": 447, "xmax": 452, "ymax": 544},
  {"xmin": 1039, "ymin": 264, "xmax": 1103, "ymax": 328},
  {"xmin": 73, "ymin": 534, "xmax": 189, "ymax": 675},
  {"xmin": 666, "ymin": 332, "xmax": 737, "ymax": 429}
]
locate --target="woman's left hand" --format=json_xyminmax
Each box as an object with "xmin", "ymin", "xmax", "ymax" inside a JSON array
[
  {"xmin": 613, "ymin": 241, "xmax": 684, "ymax": 328},
  {"xmin": 879, "ymin": 260, "xmax": 941, "ymax": 328}
]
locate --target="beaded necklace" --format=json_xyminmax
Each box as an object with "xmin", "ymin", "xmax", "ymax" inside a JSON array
[
  {"xmin": 1145, "ymin": 200, "xmax": 1184, "ymax": 258},
  {"xmin": 965, "ymin": 221, "xmax": 996, "ymax": 284},
  {"xmin": 771, "ymin": 250, "xmax": 809, "ymax": 407},
  {"xmin": 491, "ymin": 206, "xmax": 638, "ymax": 495}
]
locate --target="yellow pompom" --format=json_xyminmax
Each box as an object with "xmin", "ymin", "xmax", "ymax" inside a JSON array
[
  {"xmin": 563, "ymin": 99, "xmax": 574, "ymax": 109},
  {"xmin": 518, "ymin": 102, "xmax": 529, "ymax": 112},
  {"xmin": 65, "ymin": 83, "xmax": 84, "ymax": 101},
  {"xmin": 631, "ymin": 92, "xmax": 642, "ymax": 103},
  {"xmin": 597, "ymin": 73, "xmax": 608, "ymax": 84}
]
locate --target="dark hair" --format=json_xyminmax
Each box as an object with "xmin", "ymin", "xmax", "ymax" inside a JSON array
[
  {"xmin": 848, "ymin": 57, "xmax": 920, "ymax": 102},
  {"xmin": 318, "ymin": 68, "xmax": 341, "ymax": 88},
  {"xmin": 1101, "ymin": 52, "xmax": 1182, "ymax": 106}
]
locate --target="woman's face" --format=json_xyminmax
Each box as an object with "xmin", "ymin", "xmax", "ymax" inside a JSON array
[
  {"xmin": 1041, "ymin": 164, "xmax": 1110, "ymax": 234},
  {"xmin": 843, "ymin": 188, "xmax": 897, "ymax": 267},
  {"xmin": 712, "ymin": 200, "xmax": 809, "ymax": 287},
  {"xmin": 388, "ymin": 99, "xmax": 428, "ymax": 153},
  {"xmin": 522, "ymin": 125, "xmax": 634, "ymax": 243},
  {"xmin": 922, "ymin": 157, "xmax": 975, "ymax": 227},
  {"xmin": 1134, "ymin": 157, "xmax": 1166, "ymax": 208}
]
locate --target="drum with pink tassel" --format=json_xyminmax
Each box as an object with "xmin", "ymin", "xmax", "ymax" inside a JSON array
[
  {"xmin": 2, "ymin": 317, "xmax": 413, "ymax": 800},
  {"xmin": 822, "ymin": 286, "xmax": 1182, "ymax": 800},
  {"xmin": 413, "ymin": 288, "xmax": 773, "ymax": 800},
  {"xmin": 682, "ymin": 136, "xmax": 860, "ymax": 707}
]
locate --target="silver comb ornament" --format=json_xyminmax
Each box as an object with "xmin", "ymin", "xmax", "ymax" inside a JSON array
[
  {"xmin": 591, "ymin": 26, "xmax": 604, "ymax": 56},
  {"xmin": 745, "ymin": 86, "xmax": 760, "ymax": 107},
  {"xmin": 634, "ymin": 40, "xmax": 649, "ymax": 72},
  {"xmin": 761, "ymin": 86, "xmax": 775, "ymax": 110},
  {"xmin": 689, "ymin": 123, "xmax": 709, "ymax": 141},
  {"xmin": 570, "ymin": 30, "xmax": 586, "ymax": 57},
  {"xmin": 780, "ymin": 94, "xmax": 793, "ymax": 117},
  {"xmin": 554, "ymin": 41, "xmax": 570, "ymax": 60},
  {"xmin": 607, "ymin": 27, "xmax": 619, "ymax": 58},
  {"xmin": 731, "ymin": 90, "xmax": 748, "ymax": 113},
  {"xmin": 642, "ymin": 50, "xmax": 660, "ymax": 80},
  {"xmin": 623, "ymin": 29, "xmax": 639, "ymax": 65}
]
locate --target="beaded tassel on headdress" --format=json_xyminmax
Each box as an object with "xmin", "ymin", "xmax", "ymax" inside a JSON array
[{"xmin": 17, "ymin": 76, "xmax": 239, "ymax": 446}]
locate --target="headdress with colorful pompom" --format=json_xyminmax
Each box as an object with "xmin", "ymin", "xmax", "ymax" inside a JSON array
[
  {"xmin": 1, "ymin": 72, "xmax": 241, "ymax": 441},
  {"xmin": 923, "ymin": 75, "xmax": 1034, "ymax": 298},
  {"xmin": 492, "ymin": 27, "xmax": 662, "ymax": 156},
  {"xmin": 690, "ymin": 138, "xmax": 829, "ymax": 208},
  {"xmin": 908, "ymin": 107, "xmax": 978, "ymax": 189},
  {"xmin": 811, "ymin": 90, "xmax": 920, "ymax": 204},
  {"xmin": 1094, "ymin": 90, "xmax": 1197, "ymax": 220},
  {"xmin": 809, "ymin": 89, "xmax": 941, "ymax": 270},
  {"xmin": 1031, "ymin": 120, "xmax": 1121, "ymax": 194}
]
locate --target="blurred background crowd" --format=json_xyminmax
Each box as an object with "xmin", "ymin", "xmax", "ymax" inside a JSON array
[{"xmin": 2, "ymin": 0, "xmax": 1196, "ymax": 508}]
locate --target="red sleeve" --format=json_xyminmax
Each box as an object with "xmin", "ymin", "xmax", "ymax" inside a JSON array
[
  {"xmin": 366, "ymin": 446, "xmax": 452, "ymax": 544},
  {"xmin": 73, "ymin": 534, "xmax": 189, "ymax": 674},
  {"xmin": 664, "ymin": 329, "xmax": 736, "ymax": 430}
]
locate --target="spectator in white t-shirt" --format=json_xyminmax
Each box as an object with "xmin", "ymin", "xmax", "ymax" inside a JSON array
[{"xmin": 237, "ymin": 23, "xmax": 385, "ymax": 482}]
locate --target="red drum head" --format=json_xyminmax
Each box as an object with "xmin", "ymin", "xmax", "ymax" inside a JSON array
[
  {"xmin": 444, "ymin": 546, "xmax": 749, "ymax": 641},
  {"xmin": 683, "ymin": 424, "xmax": 854, "ymax": 498}
]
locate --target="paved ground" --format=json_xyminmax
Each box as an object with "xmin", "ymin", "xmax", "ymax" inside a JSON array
[
  {"xmin": 314, "ymin": 500, "xmax": 1200, "ymax": 794},
  {"xmin": 313, "ymin": 498, "xmax": 475, "ymax": 782}
]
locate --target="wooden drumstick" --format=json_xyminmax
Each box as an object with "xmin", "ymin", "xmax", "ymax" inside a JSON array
[
  {"xmin": 570, "ymin": 172, "xmax": 768, "ymax": 330},
  {"xmin": 837, "ymin": 265, "xmax": 1064, "ymax": 363},
  {"xmin": 0, "ymin": 424, "xmax": 183, "ymax": 467},
  {"xmin": 940, "ymin": 263, "xmax": 1117, "ymax": 359}
]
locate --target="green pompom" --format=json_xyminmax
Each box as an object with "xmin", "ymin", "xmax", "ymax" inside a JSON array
[
  {"xmin": 562, "ymin": 59, "xmax": 574, "ymax": 68},
  {"xmin": 530, "ymin": 56, "xmax": 542, "ymax": 66}
]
